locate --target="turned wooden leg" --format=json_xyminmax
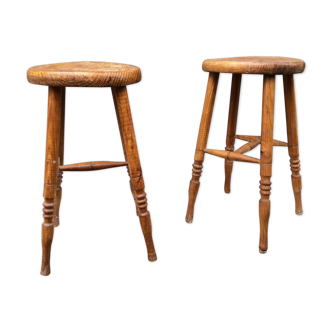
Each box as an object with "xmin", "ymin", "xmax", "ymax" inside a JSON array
[
  {"xmin": 54, "ymin": 88, "xmax": 65, "ymax": 227},
  {"xmin": 112, "ymin": 89, "xmax": 139, "ymax": 217},
  {"xmin": 224, "ymin": 74, "xmax": 242, "ymax": 193},
  {"xmin": 112, "ymin": 86, "xmax": 157, "ymax": 262},
  {"xmin": 186, "ymin": 72, "xmax": 220, "ymax": 223},
  {"xmin": 41, "ymin": 86, "xmax": 62, "ymax": 275},
  {"xmin": 259, "ymin": 75, "xmax": 275, "ymax": 254},
  {"xmin": 283, "ymin": 75, "xmax": 303, "ymax": 215}
]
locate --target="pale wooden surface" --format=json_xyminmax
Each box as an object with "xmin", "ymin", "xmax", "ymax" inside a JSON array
[
  {"xmin": 203, "ymin": 56, "xmax": 305, "ymax": 75},
  {"xmin": 27, "ymin": 62, "xmax": 141, "ymax": 87}
]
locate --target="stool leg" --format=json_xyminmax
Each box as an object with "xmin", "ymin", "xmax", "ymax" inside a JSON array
[
  {"xmin": 112, "ymin": 86, "xmax": 157, "ymax": 262},
  {"xmin": 186, "ymin": 72, "xmax": 220, "ymax": 223},
  {"xmin": 283, "ymin": 75, "xmax": 303, "ymax": 215},
  {"xmin": 112, "ymin": 95, "xmax": 138, "ymax": 217},
  {"xmin": 54, "ymin": 88, "xmax": 65, "ymax": 227},
  {"xmin": 259, "ymin": 75, "xmax": 275, "ymax": 254},
  {"xmin": 41, "ymin": 87, "xmax": 62, "ymax": 276},
  {"xmin": 224, "ymin": 74, "xmax": 242, "ymax": 193}
]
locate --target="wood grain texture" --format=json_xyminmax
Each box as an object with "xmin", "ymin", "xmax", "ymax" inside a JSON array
[
  {"xmin": 59, "ymin": 161, "xmax": 128, "ymax": 171},
  {"xmin": 203, "ymin": 56, "xmax": 305, "ymax": 75},
  {"xmin": 41, "ymin": 86, "xmax": 62, "ymax": 276},
  {"xmin": 283, "ymin": 75, "xmax": 303, "ymax": 215},
  {"xmin": 112, "ymin": 86, "xmax": 157, "ymax": 262},
  {"xmin": 28, "ymin": 61, "xmax": 157, "ymax": 275},
  {"xmin": 186, "ymin": 56, "xmax": 305, "ymax": 254},
  {"xmin": 224, "ymin": 74, "xmax": 242, "ymax": 193},
  {"xmin": 259, "ymin": 75, "xmax": 275, "ymax": 254},
  {"xmin": 54, "ymin": 87, "xmax": 65, "ymax": 227},
  {"xmin": 186, "ymin": 72, "xmax": 219, "ymax": 223},
  {"xmin": 27, "ymin": 62, "xmax": 141, "ymax": 87},
  {"xmin": 235, "ymin": 135, "xmax": 287, "ymax": 147},
  {"xmin": 205, "ymin": 149, "xmax": 260, "ymax": 164},
  {"xmin": 235, "ymin": 139, "xmax": 261, "ymax": 154}
]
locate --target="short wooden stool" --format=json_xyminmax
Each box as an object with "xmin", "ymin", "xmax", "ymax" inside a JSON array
[
  {"xmin": 185, "ymin": 56, "xmax": 305, "ymax": 253},
  {"xmin": 27, "ymin": 62, "xmax": 157, "ymax": 275}
]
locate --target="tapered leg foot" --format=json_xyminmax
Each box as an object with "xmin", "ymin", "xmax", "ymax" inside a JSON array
[
  {"xmin": 148, "ymin": 253, "xmax": 157, "ymax": 262},
  {"xmin": 133, "ymin": 189, "xmax": 157, "ymax": 262},
  {"xmin": 290, "ymin": 157, "xmax": 303, "ymax": 215},
  {"xmin": 186, "ymin": 162, "xmax": 202, "ymax": 223},
  {"xmin": 224, "ymin": 160, "xmax": 233, "ymax": 193},
  {"xmin": 41, "ymin": 218, "xmax": 54, "ymax": 276},
  {"xmin": 258, "ymin": 199, "xmax": 271, "ymax": 253}
]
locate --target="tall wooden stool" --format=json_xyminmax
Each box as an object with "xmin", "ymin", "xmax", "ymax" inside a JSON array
[
  {"xmin": 27, "ymin": 62, "xmax": 157, "ymax": 275},
  {"xmin": 185, "ymin": 56, "xmax": 305, "ymax": 253}
]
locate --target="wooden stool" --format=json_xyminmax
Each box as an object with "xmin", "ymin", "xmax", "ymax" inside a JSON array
[
  {"xmin": 185, "ymin": 56, "xmax": 305, "ymax": 253},
  {"xmin": 27, "ymin": 62, "xmax": 157, "ymax": 275}
]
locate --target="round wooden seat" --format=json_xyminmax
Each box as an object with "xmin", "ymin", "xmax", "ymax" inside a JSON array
[
  {"xmin": 29, "ymin": 61, "xmax": 157, "ymax": 275},
  {"xmin": 27, "ymin": 62, "xmax": 141, "ymax": 87},
  {"xmin": 202, "ymin": 56, "xmax": 305, "ymax": 75}
]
